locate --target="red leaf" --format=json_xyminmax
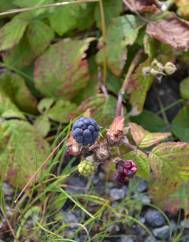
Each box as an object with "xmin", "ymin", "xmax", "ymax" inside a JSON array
[{"xmin": 147, "ymin": 13, "xmax": 189, "ymax": 51}]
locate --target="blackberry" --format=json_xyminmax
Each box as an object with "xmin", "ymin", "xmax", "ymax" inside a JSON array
[{"xmin": 72, "ymin": 117, "xmax": 99, "ymax": 146}]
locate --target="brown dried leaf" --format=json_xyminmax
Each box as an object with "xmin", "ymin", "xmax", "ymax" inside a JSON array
[
  {"xmin": 67, "ymin": 135, "xmax": 81, "ymax": 156},
  {"xmin": 147, "ymin": 14, "xmax": 189, "ymax": 51},
  {"xmin": 108, "ymin": 116, "xmax": 125, "ymax": 135},
  {"xmin": 124, "ymin": 0, "xmax": 159, "ymax": 13},
  {"xmin": 107, "ymin": 116, "xmax": 125, "ymax": 145},
  {"xmin": 129, "ymin": 122, "xmax": 171, "ymax": 148}
]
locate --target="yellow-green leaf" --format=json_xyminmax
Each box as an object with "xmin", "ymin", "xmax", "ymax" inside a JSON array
[
  {"xmin": 129, "ymin": 122, "xmax": 171, "ymax": 148},
  {"xmin": 0, "ymin": 120, "xmax": 50, "ymax": 188}
]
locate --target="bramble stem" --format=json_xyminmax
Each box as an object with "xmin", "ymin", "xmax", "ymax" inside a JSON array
[{"xmin": 116, "ymin": 49, "xmax": 144, "ymax": 117}]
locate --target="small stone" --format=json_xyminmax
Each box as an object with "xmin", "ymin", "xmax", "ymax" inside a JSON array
[
  {"xmin": 120, "ymin": 235, "xmax": 135, "ymax": 242},
  {"xmin": 137, "ymin": 180, "xmax": 148, "ymax": 193},
  {"xmin": 133, "ymin": 193, "xmax": 151, "ymax": 205},
  {"xmin": 182, "ymin": 237, "xmax": 189, "ymax": 242},
  {"xmin": 132, "ymin": 224, "xmax": 147, "ymax": 237},
  {"xmin": 62, "ymin": 211, "xmax": 79, "ymax": 228},
  {"xmin": 107, "ymin": 224, "xmax": 120, "ymax": 233},
  {"xmin": 145, "ymin": 236, "xmax": 157, "ymax": 242},
  {"xmin": 144, "ymin": 209, "xmax": 166, "ymax": 228},
  {"xmin": 109, "ymin": 188, "xmax": 126, "ymax": 201},
  {"xmin": 181, "ymin": 219, "xmax": 189, "ymax": 229},
  {"xmin": 66, "ymin": 175, "xmax": 87, "ymax": 194},
  {"xmin": 153, "ymin": 225, "xmax": 170, "ymax": 240},
  {"xmin": 2, "ymin": 183, "xmax": 14, "ymax": 202}
]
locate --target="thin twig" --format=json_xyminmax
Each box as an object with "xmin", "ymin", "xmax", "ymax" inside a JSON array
[
  {"xmin": 98, "ymin": 0, "xmax": 107, "ymax": 85},
  {"xmin": 116, "ymin": 49, "xmax": 144, "ymax": 117},
  {"xmin": 0, "ymin": 0, "xmax": 98, "ymax": 17},
  {"xmin": 14, "ymin": 138, "xmax": 65, "ymax": 204},
  {"xmin": 98, "ymin": 67, "xmax": 109, "ymax": 98}
]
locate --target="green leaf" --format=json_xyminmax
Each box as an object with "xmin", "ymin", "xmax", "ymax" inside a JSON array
[
  {"xmin": 125, "ymin": 150, "xmax": 150, "ymax": 180},
  {"xmin": 131, "ymin": 110, "xmax": 166, "ymax": 132},
  {"xmin": 0, "ymin": 120, "xmax": 50, "ymax": 188},
  {"xmin": 149, "ymin": 142, "xmax": 189, "ymax": 202},
  {"xmin": 0, "ymin": 91, "xmax": 24, "ymax": 119},
  {"xmin": 172, "ymin": 106, "xmax": 189, "ymax": 142},
  {"xmin": 95, "ymin": 0, "xmax": 123, "ymax": 27},
  {"xmin": 34, "ymin": 114, "xmax": 51, "ymax": 137},
  {"xmin": 37, "ymin": 98, "xmax": 54, "ymax": 113},
  {"xmin": 0, "ymin": 16, "xmax": 28, "ymax": 51},
  {"xmin": 48, "ymin": 3, "xmax": 93, "ymax": 35},
  {"xmin": 4, "ymin": 36, "xmax": 36, "ymax": 69},
  {"xmin": 34, "ymin": 38, "xmax": 93, "ymax": 98},
  {"xmin": 0, "ymin": 1, "xmax": 16, "ymax": 12},
  {"xmin": 14, "ymin": 0, "xmax": 54, "ymax": 16},
  {"xmin": 46, "ymin": 99, "xmax": 76, "ymax": 123},
  {"xmin": 96, "ymin": 15, "xmax": 144, "ymax": 76},
  {"xmin": 76, "ymin": 4, "xmax": 95, "ymax": 30},
  {"xmin": 37, "ymin": 97, "xmax": 76, "ymax": 123},
  {"xmin": 49, "ymin": 4, "xmax": 79, "ymax": 35},
  {"xmin": 0, "ymin": 72, "xmax": 37, "ymax": 113},
  {"xmin": 127, "ymin": 58, "xmax": 154, "ymax": 115},
  {"xmin": 180, "ymin": 77, "xmax": 189, "ymax": 100},
  {"xmin": 14, "ymin": 0, "xmax": 53, "ymax": 7},
  {"xmin": 27, "ymin": 20, "xmax": 54, "ymax": 56},
  {"xmin": 73, "ymin": 58, "xmax": 99, "ymax": 103}
]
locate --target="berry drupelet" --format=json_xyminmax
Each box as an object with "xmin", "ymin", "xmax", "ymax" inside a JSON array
[{"xmin": 72, "ymin": 117, "xmax": 100, "ymax": 146}]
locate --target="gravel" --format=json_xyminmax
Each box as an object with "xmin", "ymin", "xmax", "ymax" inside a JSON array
[
  {"xmin": 153, "ymin": 225, "xmax": 170, "ymax": 240},
  {"xmin": 120, "ymin": 235, "xmax": 136, "ymax": 242},
  {"xmin": 109, "ymin": 187, "xmax": 127, "ymax": 201},
  {"xmin": 144, "ymin": 209, "xmax": 166, "ymax": 228}
]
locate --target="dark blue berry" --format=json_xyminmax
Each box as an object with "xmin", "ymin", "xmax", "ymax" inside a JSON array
[{"xmin": 72, "ymin": 117, "xmax": 99, "ymax": 146}]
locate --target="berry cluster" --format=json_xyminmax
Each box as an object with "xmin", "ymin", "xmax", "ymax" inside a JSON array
[
  {"xmin": 78, "ymin": 159, "xmax": 96, "ymax": 177},
  {"xmin": 70, "ymin": 117, "xmax": 137, "ymax": 184},
  {"xmin": 114, "ymin": 160, "xmax": 137, "ymax": 184},
  {"xmin": 72, "ymin": 117, "xmax": 99, "ymax": 146}
]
